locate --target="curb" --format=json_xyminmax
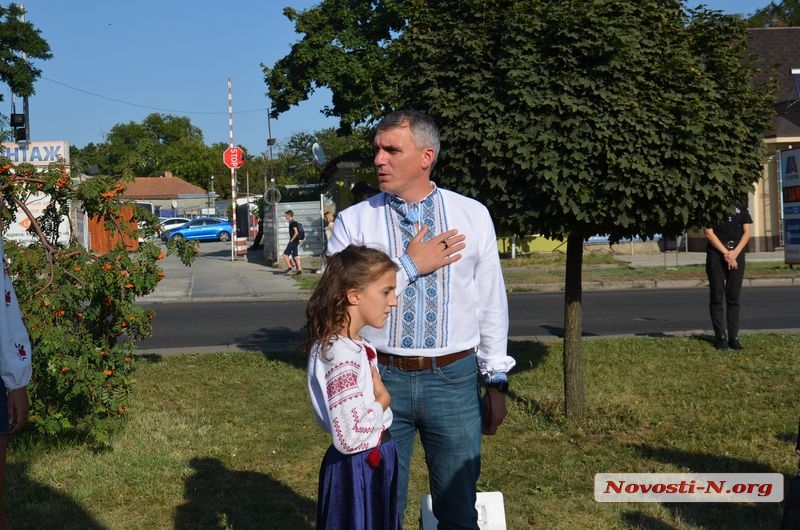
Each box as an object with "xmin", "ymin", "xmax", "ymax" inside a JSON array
[{"xmin": 505, "ymin": 277, "xmax": 797, "ymax": 293}]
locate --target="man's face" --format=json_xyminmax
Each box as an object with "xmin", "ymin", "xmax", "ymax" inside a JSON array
[{"xmin": 373, "ymin": 122, "xmax": 434, "ymax": 201}]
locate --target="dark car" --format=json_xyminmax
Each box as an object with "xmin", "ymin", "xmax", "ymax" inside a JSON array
[{"xmin": 161, "ymin": 217, "xmax": 232, "ymax": 242}]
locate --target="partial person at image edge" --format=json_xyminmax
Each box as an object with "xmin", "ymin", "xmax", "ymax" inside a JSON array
[{"xmin": 0, "ymin": 236, "xmax": 32, "ymax": 530}]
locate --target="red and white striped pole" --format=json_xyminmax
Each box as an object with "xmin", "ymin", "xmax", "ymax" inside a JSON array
[{"xmin": 228, "ymin": 77, "xmax": 237, "ymax": 261}]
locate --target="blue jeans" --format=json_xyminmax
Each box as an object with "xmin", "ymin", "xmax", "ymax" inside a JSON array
[{"xmin": 379, "ymin": 353, "xmax": 482, "ymax": 530}]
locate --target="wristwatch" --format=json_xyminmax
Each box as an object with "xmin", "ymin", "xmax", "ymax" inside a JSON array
[{"xmin": 486, "ymin": 380, "xmax": 509, "ymax": 393}]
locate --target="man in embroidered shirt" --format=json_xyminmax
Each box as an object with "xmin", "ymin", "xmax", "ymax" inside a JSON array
[{"xmin": 327, "ymin": 110, "xmax": 515, "ymax": 529}]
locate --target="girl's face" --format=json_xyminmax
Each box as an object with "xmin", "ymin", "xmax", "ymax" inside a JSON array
[{"xmin": 349, "ymin": 269, "xmax": 397, "ymax": 333}]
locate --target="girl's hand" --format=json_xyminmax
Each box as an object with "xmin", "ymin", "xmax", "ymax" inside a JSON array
[{"xmin": 371, "ymin": 365, "xmax": 391, "ymax": 410}]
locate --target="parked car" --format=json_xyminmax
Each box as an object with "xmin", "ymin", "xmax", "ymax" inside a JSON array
[
  {"xmin": 158, "ymin": 217, "xmax": 191, "ymax": 233},
  {"xmin": 161, "ymin": 217, "xmax": 232, "ymax": 242}
]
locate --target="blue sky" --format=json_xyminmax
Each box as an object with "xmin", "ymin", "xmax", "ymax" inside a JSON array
[{"xmin": 6, "ymin": 0, "xmax": 770, "ymax": 158}]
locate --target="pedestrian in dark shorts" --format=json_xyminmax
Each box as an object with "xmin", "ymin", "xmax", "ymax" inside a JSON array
[{"xmin": 282, "ymin": 210, "xmax": 303, "ymax": 275}]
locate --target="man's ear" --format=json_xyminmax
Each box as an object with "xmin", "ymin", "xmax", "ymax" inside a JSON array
[
  {"xmin": 420, "ymin": 146, "xmax": 435, "ymax": 171},
  {"xmin": 346, "ymin": 288, "xmax": 361, "ymax": 306}
]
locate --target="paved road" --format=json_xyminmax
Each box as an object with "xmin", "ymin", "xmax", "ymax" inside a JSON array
[
  {"xmin": 140, "ymin": 242, "xmax": 794, "ymax": 303},
  {"xmin": 134, "ymin": 242, "xmax": 797, "ymax": 353},
  {"xmin": 136, "ymin": 286, "xmax": 800, "ymax": 354}
]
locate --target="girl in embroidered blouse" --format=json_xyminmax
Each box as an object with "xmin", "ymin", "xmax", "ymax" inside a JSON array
[{"xmin": 306, "ymin": 245, "xmax": 399, "ymax": 530}]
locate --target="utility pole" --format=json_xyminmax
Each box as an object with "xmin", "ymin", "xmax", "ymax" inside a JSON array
[{"xmin": 266, "ymin": 109, "xmax": 276, "ymax": 192}]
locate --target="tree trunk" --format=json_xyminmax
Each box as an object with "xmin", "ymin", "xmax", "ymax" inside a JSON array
[{"xmin": 563, "ymin": 234, "xmax": 586, "ymax": 420}]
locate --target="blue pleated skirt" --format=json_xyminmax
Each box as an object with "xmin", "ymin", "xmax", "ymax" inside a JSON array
[{"xmin": 316, "ymin": 439, "xmax": 399, "ymax": 530}]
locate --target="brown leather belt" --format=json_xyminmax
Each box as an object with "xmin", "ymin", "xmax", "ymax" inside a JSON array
[{"xmin": 376, "ymin": 349, "xmax": 474, "ymax": 372}]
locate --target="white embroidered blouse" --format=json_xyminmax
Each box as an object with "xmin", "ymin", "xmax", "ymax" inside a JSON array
[
  {"xmin": 0, "ymin": 237, "xmax": 32, "ymax": 391},
  {"xmin": 307, "ymin": 336, "xmax": 392, "ymax": 455}
]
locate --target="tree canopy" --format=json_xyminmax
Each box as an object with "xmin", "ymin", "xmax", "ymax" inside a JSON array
[
  {"xmin": 747, "ymin": 0, "xmax": 800, "ymax": 26},
  {"xmin": 265, "ymin": 0, "xmax": 773, "ymax": 241},
  {"xmin": 0, "ymin": 3, "xmax": 52, "ymax": 100},
  {"xmin": 264, "ymin": 0, "xmax": 776, "ymax": 418}
]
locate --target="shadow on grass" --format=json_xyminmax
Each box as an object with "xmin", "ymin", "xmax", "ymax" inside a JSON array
[
  {"xmin": 237, "ymin": 326, "xmax": 307, "ymax": 353},
  {"xmin": 8, "ymin": 461, "xmax": 107, "ymax": 529},
  {"xmin": 174, "ymin": 457, "xmax": 315, "ymax": 529},
  {"xmin": 507, "ymin": 339, "xmax": 552, "ymax": 374},
  {"xmin": 625, "ymin": 444, "xmax": 783, "ymax": 529}
]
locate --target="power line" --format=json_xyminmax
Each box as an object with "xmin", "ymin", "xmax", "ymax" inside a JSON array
[{"xmin": 41, "ymin": 76, "xmax": 268, "ymax": 116}]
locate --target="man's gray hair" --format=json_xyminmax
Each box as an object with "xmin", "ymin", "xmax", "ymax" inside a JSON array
[{"xmin": 376, "ymin": 110, "xmax": 440, "ymax": 166}]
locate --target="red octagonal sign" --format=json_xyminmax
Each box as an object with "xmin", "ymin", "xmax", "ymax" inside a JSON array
[{"xmin": 223, "ymin": 146, "xmax": 245, "ymax": 169}]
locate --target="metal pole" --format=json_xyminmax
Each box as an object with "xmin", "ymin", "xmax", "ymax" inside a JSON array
[
  {"xmin": 267, "ymin": 109, "xmax": 275, "ymax": 187},
  {"xmin": 228, "ymin": 77, "xmax": 237, "ymax": 261}
]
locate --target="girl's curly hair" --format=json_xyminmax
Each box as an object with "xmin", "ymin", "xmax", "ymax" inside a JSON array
[{"xmin": 305, "ymin": 245, "xmax": 398, "ymax": 357}]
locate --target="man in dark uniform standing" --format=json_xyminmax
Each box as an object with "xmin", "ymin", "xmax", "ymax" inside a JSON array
[{"xmin": 704, "ymin": 203, "xmax": 753, "ymax": 350}]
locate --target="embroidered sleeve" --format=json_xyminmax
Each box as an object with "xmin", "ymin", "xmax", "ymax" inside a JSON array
[
  {"xmin": 323, "ymin": 342, "xmax": 383, "ymax": 454},
  {"xmin": 397, "ymin": 253, "xmax": 420, "ymax": 283},
  {"xmin": 0, "ymin": 239, "xmax": 33, "ymax": 391}
]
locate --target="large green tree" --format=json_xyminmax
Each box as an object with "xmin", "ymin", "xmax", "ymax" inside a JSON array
[
  {"xmin": 262, "ymin": 2, "xmax": 403, "ymax": 131},
  {"xmin": 747, "ymin": 0, "xmax": 800, "ymax": 26},
  {"xmin": 0, "ymin": 2, "xmax": 52, "ymax": 138},
  {"xmin": 264, "ymin": 0, "xmax": 774, "ymax": 419}
]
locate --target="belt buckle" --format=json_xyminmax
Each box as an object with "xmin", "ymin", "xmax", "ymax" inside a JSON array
[
  {"xmin": 725, "ymin": 241, "xmax": 736, "ymax": 250},
  {"xmin": 416, "ymin": 357, "xmax": 425, "ymax": 370}
]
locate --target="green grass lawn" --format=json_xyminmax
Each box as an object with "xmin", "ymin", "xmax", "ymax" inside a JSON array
[{"xmin": 7, "ymin": 334, "xmax": 799, "ymax": 529}]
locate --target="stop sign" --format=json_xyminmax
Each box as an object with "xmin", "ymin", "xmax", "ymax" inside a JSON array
[{"xmin": 223, "ymin": 146, "xmax": 245, "ymax": 169}]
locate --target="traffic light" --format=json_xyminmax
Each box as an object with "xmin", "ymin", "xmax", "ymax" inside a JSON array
[{"xmin": 11, "ymin": 113, "xmax": 26, "ymax": 143}]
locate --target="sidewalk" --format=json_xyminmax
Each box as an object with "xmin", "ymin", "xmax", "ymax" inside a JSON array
[
  {"xmin": 139, "ymin": 243, "xmax": 309, "ymax": 303},
  {"xmin": 615, "ymin": 250, "xmax": 787, "ymax": 268}
]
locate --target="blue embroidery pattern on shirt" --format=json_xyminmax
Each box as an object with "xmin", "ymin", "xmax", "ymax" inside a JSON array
[{"xmin": 385, "ymin": 190, "xmax": 449, "ymax": 349}]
